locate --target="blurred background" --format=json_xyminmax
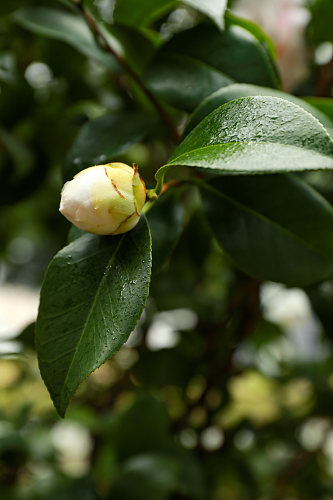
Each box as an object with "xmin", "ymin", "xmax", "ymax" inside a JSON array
[{"xmin": 1, "ymin": 0, "xmax": 333, "ymax": 498}]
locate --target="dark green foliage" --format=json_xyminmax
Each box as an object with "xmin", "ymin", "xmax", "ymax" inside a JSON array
[{"xmin": 2, "ymin": 1, "xmax": 333, "ymax": 498}]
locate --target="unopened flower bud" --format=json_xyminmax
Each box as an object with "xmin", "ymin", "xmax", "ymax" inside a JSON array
[{"xmin": 59, "ymin": 163, "xmax": 146, "ymax": 235}]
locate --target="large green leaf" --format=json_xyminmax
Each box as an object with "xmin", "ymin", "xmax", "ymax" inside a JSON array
[
  {"xmin": 36, "ymin": 218, "xmax": 152, "ymax": 417},
  {"xmin": 64, "ymin": 112, "xmax": 153, "ymax": 180},
  {"xmin": 12, "ymin": 7, "xmax": 118, "ymax": 70},
  {"xmin": 201, "ymin": 175, "xmax": 333, "ymax": 286},
  {"xmin": 144, "ymin": 22, "xmax": 280, "ymax": 111},
  {"xmin": 157, "ymin": 96, "xmax": 333, "ymax": 180},
  {"xmin": 185, "ymin": 84, "xmax": 333, "ymax": 136}
]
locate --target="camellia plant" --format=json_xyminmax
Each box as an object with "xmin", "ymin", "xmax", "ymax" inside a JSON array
[
  {"xmin": 4, "ymin": 0, "xmax": 333, "ymax": 496},
  {"xmin": 11, "ymin": 0, "xmax": 333, "ymax": 418}
]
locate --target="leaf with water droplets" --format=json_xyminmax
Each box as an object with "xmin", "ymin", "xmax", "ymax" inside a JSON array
[
  {"xmin": 64, "ymin": 112, "xmax": 154, "ymax": 180},
  {"xmin": 184, "ymin": 83, "xmax": 333, "ymax": 137},
  {"xmin": 157, "ymin": 96, "xmax": 333, "ymax": 180},
  {"xmin": 35, "ymin": 217, "xmax": 151, "ymax": 417}
]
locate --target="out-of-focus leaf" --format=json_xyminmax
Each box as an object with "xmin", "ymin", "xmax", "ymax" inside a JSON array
[
  {"xmin": 157, "ymin": 96, "xmax": 333, "ymax": 180},
  {"xmin": 185, "ymin": 84, "xmax": 333, "ymax": 137},
  {"xmin": 304, "ymin": 97, "xmax": 333, "ymax": 126},
  {"xmin": 113, "ymin": 0, "xmax": 176, "ymax": 27},
  {"xmin": 310, "ymin": 0, "xmax": 333, "ymax": 42},
  {"xmin": 0, "ymin": 0, "xmax": 27, "ymax": 17},
  {"xmin": 67, "ymin": 225, "xmax": 86, "ymax": 244},
  {"xmin": 147, "ymin": 190, "xmax": 184, "ymax": 273},
  {"xmin": 0, "ymin": 127, "xmax": 47, "ymax": 205},
  {"xmin": 201, "ymin": 175, "xmax": 333, "ymax": 286},
  {"xmin": 113, "ymin": 393, "xmax": 170, "ymax": 459},
  {"xmin": 64, "ymin": 112, "xmax": 153, "ymax": 180},
  {"xmin": 182, "ymin": 0, "xmax": 227, "ymax": 29},
  {"xmin": 144, "ymin": 22, "xmax": 280, "ymax": 111},
  {"xmin": 306, "ymin": 281, "xmax": 333, "ymax": 338},
  {"xmin": 36, "ymin": 218, "xmax": 151, "ymax": 417},
  {"xmin": 12, "ymin": 7, "xmax": 118, "ymax": 70},
  {"xmin": 83, "ymin": 0, "xmax": 157, "ymax": 74},
  {"xmin": 107, "ymin": 24, "xmax": 156, "ymax": 75},
  {"xmin": 113, "ymin": 0, "xmax": 227, "ymax": 30},
  {"xmin": 225, "ymin": 11, "xmax": 277, "ymax": 59}
]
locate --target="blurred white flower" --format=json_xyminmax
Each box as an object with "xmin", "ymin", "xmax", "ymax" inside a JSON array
[
  {"xmin": 233, "ymin": 0, "xmax": 310, "ymax": 91},
  {"xmin": 0, "ymin": 283, "xmax": 39, "ymax": 339},
  {"xmin": 51, "ymin": 420, "xmax": 93, "ymax": 477},
  {"xmin": 146, "ymin": 308, "xmax": 197, "ymax": 351}
]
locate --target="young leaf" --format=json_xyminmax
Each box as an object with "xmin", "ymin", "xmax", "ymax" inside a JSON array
[
  {"xmin": 157, "ymin": 96, "xmax": 333, "ymax": 180},
  {"xmin": 35, "ymin": 218, "xmax": 152, "ymax": 417},
  {"xmin": 12, "ymin": 7, "xmax": 118, "ymax": 70},
  {"xmin": 185, "ymin": 84, "xmax": 333, "ymax": 137},
  {"xmin": 201, "ymin": 175, "xmax": 333, "ymax": 286},
  {"xmin": 64, "ymin": 112, "xmax": 153, "ymax": 180},
  {"xmin": 144, "ymin": 23, "xmax": 280, "ymax": 111}
]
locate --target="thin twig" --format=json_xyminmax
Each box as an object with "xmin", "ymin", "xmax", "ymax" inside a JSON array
[{"xmin": 74, "ymin": 2, "xmax": 180, "ymax": 142}]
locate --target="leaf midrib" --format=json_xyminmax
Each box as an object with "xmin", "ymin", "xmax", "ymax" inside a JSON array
[
  {"xmin": 201, "ymin": 181, "xmax": 333, "ymax": 266},
  {"xmin": 167, "ymin": 141, "xmax": 333, "ymax": 166},
  {"xmin": 60, "ymin": 235, "xmax": 125, "ymax": 407}
]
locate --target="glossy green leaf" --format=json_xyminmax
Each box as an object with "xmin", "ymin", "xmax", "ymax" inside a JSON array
[
  {"xmin": 182, "ymin": 0, "xmax": 227, "ymax": 29},
  {"xmin": 12, "ymin": 7, "xmax": 118, "ymax": 70},
  {"xmin": 144, "ymin": 23, "xmax": 280, "ymax": 111},
  {"xmin": 36, "ymin": 218, "xmax": 152, "ymax": 417},
  {"xmin": 157, "ymin": 96, "xmax": 333, "ymax": 180},
  {"xmin": 64, "ymin": 112, "xmax": 153, "ymax": 180},
  {"xmin": 185, "ymin": 84, "xmax": 333, "ymax": 136},
  {"xmin": 201, "ymin": 175, "xmax": 333, "ymax": 286},
  {"xmin": 113, "ymin": 0, "xmax": 176, "ymax": 27},
  {"xmin": 147, "ymin": 190, "xmax": 185, "ymax": 273}
]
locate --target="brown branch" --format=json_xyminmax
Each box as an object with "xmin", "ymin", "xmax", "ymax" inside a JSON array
[{"xmin": 77, "ymin": 5, "xmax": 180, "ymax": 142}]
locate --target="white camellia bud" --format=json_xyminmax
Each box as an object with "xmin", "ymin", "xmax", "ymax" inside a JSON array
[{"xmin": 59, "ymin": 163, "xmax": 146, "ymax": 235}]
